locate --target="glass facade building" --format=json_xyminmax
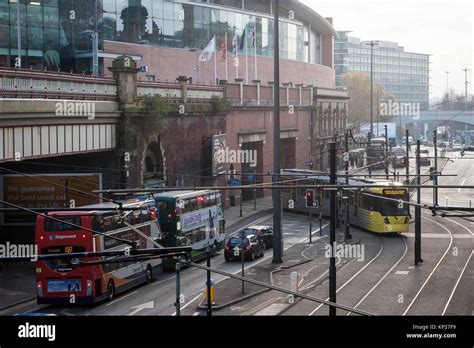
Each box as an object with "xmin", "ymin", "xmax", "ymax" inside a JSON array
[
  {"xmin": 0, "ymin": 0, "xmax": 330, "ymax": 74},
  {"xmin": 335, "ymin": 31, "xmax": 430, "ymax": 109}
]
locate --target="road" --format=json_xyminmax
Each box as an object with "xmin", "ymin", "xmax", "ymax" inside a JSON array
[{"xmin": 4, "ymin": 148, "xmax": 473, "ymax": 317}]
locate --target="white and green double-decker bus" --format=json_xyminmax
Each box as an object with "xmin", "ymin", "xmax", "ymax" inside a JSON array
[{"xmin": 153, "ymin": 190, "xmax": 225, "ymax": 269}]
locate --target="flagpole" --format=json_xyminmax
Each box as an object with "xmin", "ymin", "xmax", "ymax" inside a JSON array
[
  {"xmin": 254, "ymin": 23, "xmax": 258, "ymax": 81},
  {"xmin": 214, "ymin": 35, "xmax": 217, "ymax": 85},
  {"xmin": 225, "ymin": 32, "xmax": 228, "ymax": 81},
  {"xmin": 245, "ymin": 31, "xmax": 249, "ymax": 85}
]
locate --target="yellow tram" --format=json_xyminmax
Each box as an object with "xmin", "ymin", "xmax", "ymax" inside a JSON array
[{"xmin": 281, "ymin": 169, "xmax": 410, "ymax": 234}]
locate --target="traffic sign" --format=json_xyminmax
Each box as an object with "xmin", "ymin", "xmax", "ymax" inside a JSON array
[
  {"xmin": 343, "ymin": 152, "xmax": 349, "ymax": 162},
  {"xmin": 229, "ymin": 178, "xmax": 242, "ymax": 186}
]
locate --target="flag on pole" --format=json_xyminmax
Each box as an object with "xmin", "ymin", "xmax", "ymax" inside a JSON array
[
  {"xmin": 239, "ymin": 29, "xmax": 246, "ymax": 50},
  {"xmin": 253, "ymin": 21, "xmax": 258, "ymax": 81},
  {"xmin": 252, "ymin": 22, "xmax": 256, "ymax": 47},
  {"xmin": 220, "ymin": 35, "xmax": 227, "ymax": 62},
  {"xmin": 232, "ymin": 32, "xmax": 238, "ymax": 58},
  {"xmin": 199, "ymin": 35, "xmax": 216, "ymax": 62}
]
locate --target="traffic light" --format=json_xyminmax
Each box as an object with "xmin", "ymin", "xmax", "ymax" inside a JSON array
[{"xmin": 305, "ymin": 189, "xmax": 315, "ymax": 208}]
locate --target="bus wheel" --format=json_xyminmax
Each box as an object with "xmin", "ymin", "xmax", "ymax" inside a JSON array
[
  {"xmin": 107, "ymin": 280, "xmax": 115, "ymax": 301},
  {"xmin": 146, "ymin": 265, "xmax": 153, "ymax": 283}
]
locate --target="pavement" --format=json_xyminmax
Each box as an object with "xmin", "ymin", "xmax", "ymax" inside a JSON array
[{"xmin": 0, "ymin": 262, "xmax": 36, "ymax": 310}]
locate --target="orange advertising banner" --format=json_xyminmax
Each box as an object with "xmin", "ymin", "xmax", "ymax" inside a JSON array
[{"xmin": 1, "ymin": 174, "xmax": 102, "ymax": 224}]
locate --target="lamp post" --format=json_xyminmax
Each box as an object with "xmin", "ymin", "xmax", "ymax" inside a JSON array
[
  {"xmin": 365, "ymin": 41, "xmax": 378, "ymax": 139},
  {"xmin": 365, "ymin": 40, "xmax": 378, "ymax": 177},
  {"xmin": 445, "ymin": 71, "xmax": 450, "ymax": 95},
  {"xmin": 462, "ymin": 68, "xmax": 470, "ymax": 111}
]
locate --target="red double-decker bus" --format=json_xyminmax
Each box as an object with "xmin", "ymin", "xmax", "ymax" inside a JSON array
[{"xmin": 35, "ymin": 199, "xmax": 162, "ymax": 304}]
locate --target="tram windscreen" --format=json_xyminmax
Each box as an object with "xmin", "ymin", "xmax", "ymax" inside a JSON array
[
  {"xmin": 362, "ymin": 190, "xmax": 409, "ymax": 216},
  {"xmin": 381, "ymin": 189, "xmax": 409, "ymax": 216}
]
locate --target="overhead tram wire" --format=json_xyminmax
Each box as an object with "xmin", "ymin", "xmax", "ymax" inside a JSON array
[{"xmin": 0, "ymin": 199, "xmax": 138, "ymax": 248}]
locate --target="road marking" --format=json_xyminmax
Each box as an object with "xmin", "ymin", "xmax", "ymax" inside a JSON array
[
  {"xmin": 348, "ymin": 237, "xmax": 408, "ymax": 315},
  {"xmin": 171, "ymin": 293, "xmax": 202, "ymax": 316},
  {"xmin": 309, "ymin": 236, "xmax": 385, "ymax": 315},
  {"xmin": 403, "ymin": 216, "xmax": 453, "ymax": 316},
  {"xmin": 127, "ymin": 300, "xmax": 154, "ymax": 316},
  {"xmin": 106, "ymin": 290, "xmax": 139, "ymax": 307},
  {"xmin": 254, "ymin": 303, "xmax": 290, "ymax": 315},
  {"xmin": 395, "ymin": 271, "xmax": 409, "ymax": 275},
  {"xmin": 403, "ymin": 233, "xmax": 471, "ymax": 239},
  {"xmin": 441, "ymin": 218, "xmax": 473, "ymax": 315}
]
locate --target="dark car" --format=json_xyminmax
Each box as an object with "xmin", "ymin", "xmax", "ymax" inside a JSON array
[
  {"xmin": 240, "ymin": 225, "xmax": 274, "ymax": 248},
  {"xmin": 419, "ymin": 153, "xmax": 431, "ymax": 166},
  {"xmin": 224, "ymin": 235, "xmax": 265, "ymax": 262},
  {"xmin": 392, "ymin": 156, "xmax": 406, "ymax": 168}
]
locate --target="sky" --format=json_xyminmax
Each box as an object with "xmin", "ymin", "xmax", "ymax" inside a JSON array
[{"xmin": 301, "ymin": 0, "xmax": 473, "ymax": 101}]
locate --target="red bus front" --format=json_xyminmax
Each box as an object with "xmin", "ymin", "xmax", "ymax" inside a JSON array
[{"xmin": 35, "ymin": 213, "xmax": 105, "ymax": 304}]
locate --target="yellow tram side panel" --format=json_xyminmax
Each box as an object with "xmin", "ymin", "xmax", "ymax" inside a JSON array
[{"xmin": 356, "ymin": 209, "xmax": 409, "ymax": 233}]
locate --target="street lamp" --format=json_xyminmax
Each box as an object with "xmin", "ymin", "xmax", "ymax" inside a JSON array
[
  {"xmin": 445, "ymin": 71, "xmax": 450, "ymax": 95},
  {"xmin": 364, "ymin": 40, "xmax": 379, "ymax": 177},
  {"xmin": 189, "ymin": 48, "xmax": 201, "ymax": 83}
]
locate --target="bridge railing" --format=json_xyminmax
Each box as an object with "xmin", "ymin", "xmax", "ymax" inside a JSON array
[{"xmin": 0, "ymin": 68, "xmax": 117, "ymax": 101}]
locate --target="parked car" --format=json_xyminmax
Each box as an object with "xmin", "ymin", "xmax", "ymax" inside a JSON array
[
  {"xmin": 240, "ymin": 225, "xmax": 274, "ymax": 248},
  {"xmin": 452, "ymin": 143, "xmax": 463, "ymax": 151},
  {"xmin": 224, "ymin": 235, "xmax": 265, "ymax": 262},
  {"xmin": 419, "ymin": 153, "xmax": 431, "ymax": 166},
  {"xmin": 416, "ymin": 149, "xmax": 429, "ymax": 155}
]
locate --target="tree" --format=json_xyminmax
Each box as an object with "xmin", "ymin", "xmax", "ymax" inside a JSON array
[
  {"xmin": 438, "ymin": 89, "xmax": 472, "ymax": 111},
  {"xmin": 341, "ymin": 72, "xmax": 395, "ymax": 132}
]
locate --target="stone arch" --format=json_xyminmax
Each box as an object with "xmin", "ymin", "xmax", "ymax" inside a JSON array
[{"xmin": 140, "ymin": 133, "xmax": 166, "ymax": 187}]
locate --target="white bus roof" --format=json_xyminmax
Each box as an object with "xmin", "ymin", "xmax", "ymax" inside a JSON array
[{"xmin": 153, "ymin": 190, "xmax": 219, "ymax": 200}]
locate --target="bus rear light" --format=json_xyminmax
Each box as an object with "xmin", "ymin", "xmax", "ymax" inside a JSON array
[
  {"xmin": 86, "ymin": 280, "xmax": 92, "ymax": 296},
  {"xmin": 40, "ymin": 235, "xmax": 44, "ymax": 240},
  {"xmin": 36, "ymin": 282, "xmax": 43, "ymax": 297},
  {"xmin": 82, "ymin": 234, "xmax": 86, "ymax": 238},
  {"xmin": 245, "ymin": 245, "xmax": 251, "ymax": 251}
]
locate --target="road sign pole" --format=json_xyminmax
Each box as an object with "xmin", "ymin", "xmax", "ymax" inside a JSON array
[
  {"xmin": 241, "ymin": 231, "xmax": 245, "ymax": 294},
  {"xmin": 405, "ymin": 129, "xmax": 410, "ymax": 185},
  {"xmin": 253, "ymin": 176, "xmax": 257, "ymax": 210},
  {"xmin": 344, "ymin": 130, "xmax": 352, "ymax": 240},
  {"xmin": 329, "ymin": 142, "xmax": 337, "ymax": 316},
  {"xmin": 415, "ymin": 140, "xmax": 423, "ymax": 266},
  {"xmin": 433, "ymin": 130, "xmax": 438, "ymax": 206},
  {"xmin": 384, "ymin": 125, "xmax": 389, "ymax": 180},
  {"xmin": 175, "ymin": 261, "xmax": 181, "ymax": 316},
  {"xmin": 309, "ymin": 208, "xmax": 312, "ymax": 243},
  {"xmin": 319, "ymin": 213, "xmax": 323, "ymax": 236},
  {"xmin": 206, "ymin": 247, "xmax": 212, "ymax": 316},
  {"xmin": 240, "ymin": 174, "xmax": 243, "ymax": 217}
]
